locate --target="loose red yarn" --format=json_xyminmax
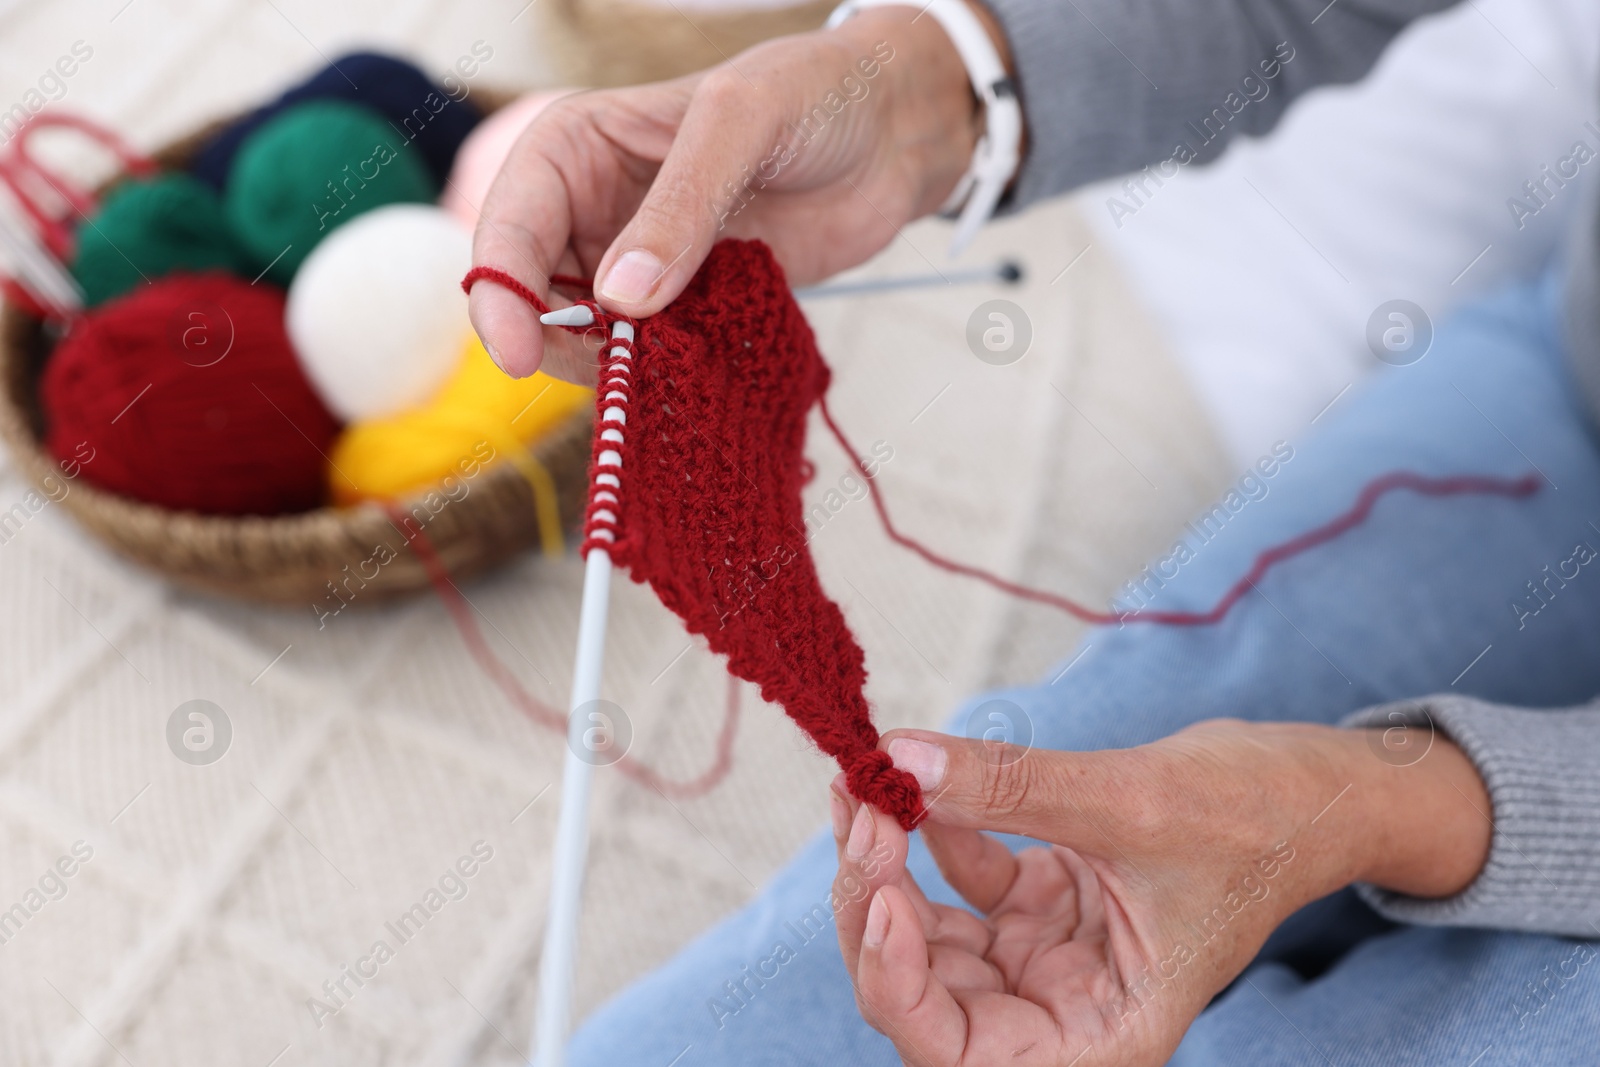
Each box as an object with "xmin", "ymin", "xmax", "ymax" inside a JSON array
[
  {"xmin": 393, "ymin": 503, "xmax": 743, "ymax": 800},
  {"xmin": 820, "ymin": 403, "xmax": 1542, "ymax": 626}
]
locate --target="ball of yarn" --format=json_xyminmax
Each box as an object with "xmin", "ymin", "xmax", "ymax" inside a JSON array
[
  {"xmin": 224, "ymin": 99, "xmax": 435, "ymax": 286},
  {"xmin": 41, "ymin": 272, "xmax": 340, "ymax": 516},
  {"xmin": 286, "ymin": 204, "xmax": 473, "ymax": 421},
  {"xmin": 329, "ymin": 335, "xmax": 591, "ymax": 504},
  {"xmin": 71, "ymin": 173, "xmax": 250, "ymax": 307},
  {"xmin": 191, "ymin": 51, "xmax": 483, "ymax": 190},
  {"xmin": 440, "ymin": 90, "xmax": 572, "ymax": 226}
]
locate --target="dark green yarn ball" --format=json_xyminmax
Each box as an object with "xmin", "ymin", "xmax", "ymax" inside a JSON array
[
  {"xmin": 71, "ymin": 173, "xmax": 250, "ymax": 308},
  {"xmin": 224, "ymin": 99, "xmax": 436, "ymax": 287}
]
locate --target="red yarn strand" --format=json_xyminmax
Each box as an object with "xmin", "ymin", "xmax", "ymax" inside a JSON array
[
  {"xmin": 461, "ymin": 265, "xmax": 552, "ymax": 313},
  {"xmin": 459, "ymin": 266, "xmax": 598, "ymax": 316},
  {"xmin": 392, "ymin": 505, "xmax": 743, "ymax": 800},
  {"xmin": 819, "ymin": 397, "xmax": 1543, "ymax": 626}
]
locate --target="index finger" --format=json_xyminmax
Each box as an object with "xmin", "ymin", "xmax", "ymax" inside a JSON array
[{"xmin": 466, "ymin": 126, "xmax": 573, "ymax": 380}]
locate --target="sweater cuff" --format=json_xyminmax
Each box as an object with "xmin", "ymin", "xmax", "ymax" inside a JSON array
[{"xmin": 1342, "ymin": 695, "xmax": 1600, "ymax": 937}]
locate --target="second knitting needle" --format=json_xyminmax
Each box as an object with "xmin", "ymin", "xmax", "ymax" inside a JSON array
[{"xmin": 793, "ymin": 259, "xmax": 1022, "ymax": 299}]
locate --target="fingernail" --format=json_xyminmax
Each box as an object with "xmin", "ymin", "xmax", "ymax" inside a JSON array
[
  {"xmin": 598, "ymin": 250, "xmax": 663, "ymax": 305},
  {"xmin": 483, "ymin": 341, "xmax": 506, "ymax": 373},
  {"xmin": 863, "ymin": 890, "xmax": 889, "ymax": 947},
  {"xmin": 888, "ymin": 738, "xmax": 947, "ymax": 791},
  {"xmin": 846, "ymin": 802, "xmax": 875, "ymax": 862},
  {"xmin": 829, "ymin": 787, "xmax": 850, "ymax": 841}
]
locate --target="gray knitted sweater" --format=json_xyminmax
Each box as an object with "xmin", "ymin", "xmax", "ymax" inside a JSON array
[{"xmin": 978, "ymin": 0, "xmax": 1600, "ymax": 935}]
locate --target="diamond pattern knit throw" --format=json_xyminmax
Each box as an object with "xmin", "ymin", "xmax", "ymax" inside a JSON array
[{"xmin": 463, "ymin": 239, "xmax": 926, "ymax": 828}]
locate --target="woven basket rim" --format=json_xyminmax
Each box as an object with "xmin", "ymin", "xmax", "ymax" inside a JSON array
[{"xmin": 0, "ymin": 89, "xmax": 592, "ymax": 602}]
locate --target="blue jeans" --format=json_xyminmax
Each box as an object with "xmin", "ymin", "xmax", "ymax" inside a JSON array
[{"xmin": 568, "ymin": 270, "xmax": 1600, "ymax": 1065}]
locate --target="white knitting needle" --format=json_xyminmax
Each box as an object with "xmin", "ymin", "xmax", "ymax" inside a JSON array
[
  {"xmin": 533, "ymin": 302, "xmax": 621, "ymax": 1067},
  {"xmin": 793, "ymin": 258, "xmax": 1021, "ymax": 299},
  {"xmin": 0, "ymin": 195, "xmax": 82, "ymax": 317}
]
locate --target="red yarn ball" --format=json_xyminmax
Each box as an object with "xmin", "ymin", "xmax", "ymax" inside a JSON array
[{"xmin": 41, "ymin": 272, "xmax": 340, "ymax": 515}]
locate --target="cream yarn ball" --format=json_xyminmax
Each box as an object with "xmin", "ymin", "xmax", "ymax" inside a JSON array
[{"xmin": 286, "ymin": 204, "xmax": 472, "ymax": 422}]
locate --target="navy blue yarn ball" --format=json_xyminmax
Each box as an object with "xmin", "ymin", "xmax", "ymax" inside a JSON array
[{"xmin": 189, "ymin": 51, "xmax": 482, "ymax": 190}]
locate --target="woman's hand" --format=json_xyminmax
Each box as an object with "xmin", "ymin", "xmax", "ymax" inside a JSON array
[
  {"xmin": 468, "ymin": 3, "xmax": 1003, "ymax": 382},
  {"xmin": 829, "ymin": 718, "xmax": 1492, "ymax": 1066}
]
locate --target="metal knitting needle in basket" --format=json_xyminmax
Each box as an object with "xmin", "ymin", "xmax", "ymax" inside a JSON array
[
  {"xmin": 532, "ymin": 303, "xmax": 628, "ymax": 1067},
  {"xmin": 0, "ymin": 200, "xmax": 83, "ymax": 318}
]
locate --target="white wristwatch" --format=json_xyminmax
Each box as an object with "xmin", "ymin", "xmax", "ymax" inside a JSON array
[{"xmin": 826, "ymin": 0, "xmax": 1021, "ymax": 256}]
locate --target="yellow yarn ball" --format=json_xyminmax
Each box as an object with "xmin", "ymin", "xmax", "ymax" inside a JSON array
[{"xmin": 330, "ymin": 336, "xmax": 591, "ymax": 505}]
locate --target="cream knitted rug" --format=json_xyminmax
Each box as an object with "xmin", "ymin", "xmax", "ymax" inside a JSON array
[{"xmin": 0, "ymin": 4, "xmax": 1229, "ymax": 1064}]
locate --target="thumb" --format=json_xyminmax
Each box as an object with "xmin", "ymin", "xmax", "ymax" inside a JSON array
[
  {"xmin": 883, "ymin": 729, "xmax": 1117, "ymax": 843},
  {"xmin": 592, "ymin": 73, "xmax": 781, "ymax": 317}
]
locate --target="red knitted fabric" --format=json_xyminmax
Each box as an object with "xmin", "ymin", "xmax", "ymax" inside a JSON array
[{"xmin": 465, "ymin": 240, "xmax": 925, "ymax": 827}]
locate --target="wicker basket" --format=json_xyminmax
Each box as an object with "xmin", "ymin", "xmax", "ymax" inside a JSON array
[{"xmin": 0, "ymin": 103, "xmax": 592, "ymax": 605}]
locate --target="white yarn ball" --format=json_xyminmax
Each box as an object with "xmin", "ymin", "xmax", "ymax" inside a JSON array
[{"xmin": 286, "ymin": 204, "xmax": 473, "ymax": 422}]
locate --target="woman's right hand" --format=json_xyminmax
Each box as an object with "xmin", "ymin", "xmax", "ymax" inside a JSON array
[{"xmin": 467, "ymin": 3, "xmax": 999, "ymax": 383}]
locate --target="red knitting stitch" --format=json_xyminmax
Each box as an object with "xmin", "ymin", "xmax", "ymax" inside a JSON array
[{"xmin": 464, "ymin": 241, "xmax": 926, "ymax": 827}]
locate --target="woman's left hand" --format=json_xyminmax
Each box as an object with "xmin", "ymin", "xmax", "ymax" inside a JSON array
[{"xmin": 829, "ymin": 717, "xmax": 1491, "ymax": 1066}]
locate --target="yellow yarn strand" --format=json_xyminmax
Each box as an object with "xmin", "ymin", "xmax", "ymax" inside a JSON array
[
  {"xmin": 488, "ymin": 426, "xmax": 566, "ymax": 559},
  {"xmin": 515, "ymin": 451, "xmax": 566, "ymax": 558},
  {"xmin": 329, "ymin": 336, "xmax": 591, "ymax": 559}
]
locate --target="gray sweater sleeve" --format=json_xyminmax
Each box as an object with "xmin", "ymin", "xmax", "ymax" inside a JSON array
[
  {"xmin": 1342, "ymin": 697, "xmax": 1600, "ymax": 937},
  {"xmin": 979, "ymin": 0, "xmax": 1464, "ymax": 209},
  {"xmin": 968, "ymin": 0, "xmax": 1600, "ymax": 937}
]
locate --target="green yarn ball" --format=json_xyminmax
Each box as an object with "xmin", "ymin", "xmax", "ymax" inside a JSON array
[
  {"xmin": 224, "ymin": 100, "xmax": 436, "ymax": 287},
  {"xmin": 72, "ymin": 173, "xmax": 250, "ymax": 308}
]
